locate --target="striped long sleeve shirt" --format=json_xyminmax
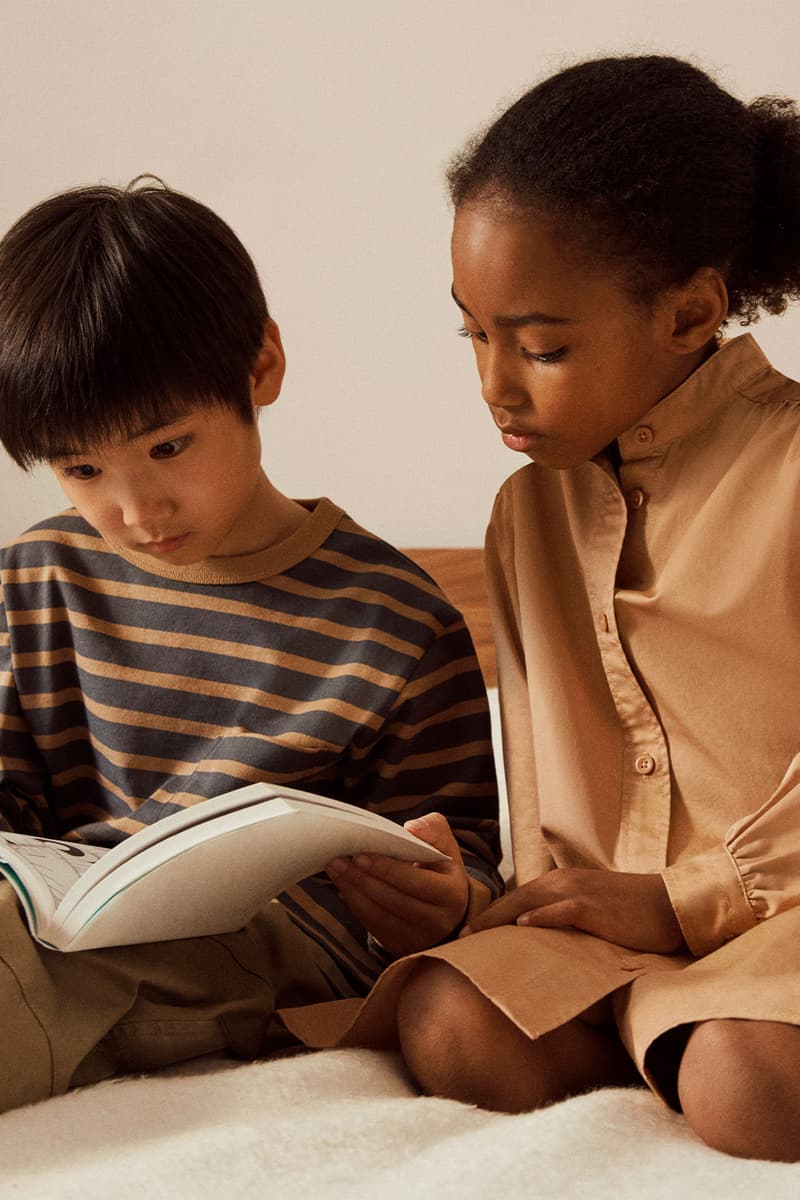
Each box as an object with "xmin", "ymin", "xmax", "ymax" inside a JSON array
[{"xmin": 0, "ymin": 496, "xmax": 501, "ymax": 988}]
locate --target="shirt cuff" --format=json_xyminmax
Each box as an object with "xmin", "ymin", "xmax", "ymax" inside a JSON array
[
  {"xmin": 661, "ymin": 844, "xmax": 757, "ymax": 957},
  {"xmin": 463, "ymin": 873, "xmax": 493, "ymax": 927}
]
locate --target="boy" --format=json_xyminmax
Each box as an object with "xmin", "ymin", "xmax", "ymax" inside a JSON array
[{"xmin": 0, "ymin": 178, "xmax": 500, "ymax": 1111}]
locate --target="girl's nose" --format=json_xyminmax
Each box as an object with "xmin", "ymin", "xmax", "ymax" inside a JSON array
[{"xmin": 480, "ymin": 350, "xmax": 527, "ymax": 410}]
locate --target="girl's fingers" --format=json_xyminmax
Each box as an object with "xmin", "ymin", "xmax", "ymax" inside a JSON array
[
  {"xmin": 461, "ymin": 883, "xmax": 545, "ymax": 933},
  {"xmin": 516, "ymin": 901, "xmax": 580, "ymax": 929}
]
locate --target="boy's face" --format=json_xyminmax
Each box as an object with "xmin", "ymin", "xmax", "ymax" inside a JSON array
[
  {"xmin": 52, "ymin": 403, "xmax": 278, "ymax": 564},
  {"xmin": 451, "ymin": 205, "xmax": 710, "ymax": 469},
  {"xmin": 50, "ymin": 320, "xmax": 290, "ymax": 564}
]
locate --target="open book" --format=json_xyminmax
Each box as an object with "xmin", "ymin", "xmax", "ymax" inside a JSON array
[{"xmin": 0, "ymin": 781, "xmax": 447, "ymax": 952}]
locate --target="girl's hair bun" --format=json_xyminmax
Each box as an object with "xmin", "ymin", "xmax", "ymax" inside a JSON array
[{"xmin": 734, "ymin": 96, "xmax": 800, "ymax": 323}]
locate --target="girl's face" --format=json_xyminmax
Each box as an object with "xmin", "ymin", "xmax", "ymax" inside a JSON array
[{"xmin": 451, "ymin": 205, "xmax": 702, "ymax": 469}]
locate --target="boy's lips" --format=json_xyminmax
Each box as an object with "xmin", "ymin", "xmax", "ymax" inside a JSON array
[{"xmin": 140, "ymin": 533, "xmax": 189, "ymax": 555}]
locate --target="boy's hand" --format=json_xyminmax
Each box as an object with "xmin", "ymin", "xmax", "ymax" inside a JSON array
[
  {"xmin": 461, "ymin": 868, "xmax": 685, "ymax": 954},
  {"xmin": 325, "ymin": 812, "xmax": 470, "ymax": 956}
]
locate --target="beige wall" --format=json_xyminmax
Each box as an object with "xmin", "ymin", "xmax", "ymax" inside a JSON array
[{"xmin": 2, "ymin": 0, "xmax": 799, "ymax": 547}]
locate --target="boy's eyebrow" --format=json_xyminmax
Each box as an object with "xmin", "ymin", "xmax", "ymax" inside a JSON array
[
  {"xmin": 49, "ymin": 414, "xmax": 191, "ymax": 461},
  {"xmin": 450, "ymin": 285, "xmax": 574, "ymax": 328}
]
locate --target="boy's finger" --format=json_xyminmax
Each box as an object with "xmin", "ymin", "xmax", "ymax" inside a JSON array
[
  {"xmin": 332, "ymin": 873, "xmax": 456, "ymax": 942},
  {"xmin": 403, "ymin": 811, "xmax": 462, "ymax": 862},
  {"xmin": 327, "ymin": 854, "xmax": 458, "ymax": 905}
]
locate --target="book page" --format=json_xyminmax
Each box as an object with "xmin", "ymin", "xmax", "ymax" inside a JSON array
[
  {"xmin": 0, "ymin": 833, "xmax": 110, "ymax": 907},
  {"xmin": 62, "ymin": 797, "xmax": 446, "ymax": 950}
]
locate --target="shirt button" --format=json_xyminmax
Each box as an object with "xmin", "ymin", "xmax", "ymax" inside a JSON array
[
  {"xmin": 628, "ymin": 488, "xmax": 646, "ymax": 509},
  {"xmin": 635, "ymin": 753, "xmax": 656, "ymax": 775},
  {"xmin": 597, "ymin": 611, "xmax": 610, "ymax": 633},
  {"xmin": 635, "ymin": 425, "xmax": 654, "ymax": 445}
]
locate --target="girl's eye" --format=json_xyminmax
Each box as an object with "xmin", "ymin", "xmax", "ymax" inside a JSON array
[
  {"xmin": 151, "ymin": 436, "xmax": 187, "ymax": 459},
  {"xmin": 458, "ymin": 326, "xmax": 566, "ymax": 364},
  {"xmin": 457, "ymin": 325, "xmax": 488, "ymax": 344},
  {"xmin": 522, "ymin": 346, "xmax": 567, "ymax": 365},
  {"xmin": 63, "ymin": 463, "xmax": 100, "ymax": 481}
]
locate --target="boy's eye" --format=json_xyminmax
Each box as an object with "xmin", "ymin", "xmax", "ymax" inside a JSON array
[
  {"xmin": 63, "ymin": 463, "xmax": 100, "ymax": 481},
  {"xmin": 151, "ymin": 436, "xmax": 187, "ymax": 459}
]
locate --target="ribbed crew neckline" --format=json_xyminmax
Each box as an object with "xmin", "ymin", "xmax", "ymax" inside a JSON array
[{"xmin": 106, "ymin": 496, "xmax": 344, "ymax": 584}]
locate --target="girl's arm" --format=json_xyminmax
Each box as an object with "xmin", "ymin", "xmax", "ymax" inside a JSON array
[
  {"xmin": 466, "ymin": 752, "xmax": 800, "ymax": 957},
  {"xmin": 460, "ymin": 866, "xmax": 684, "ymax": 953},
  {"xmin": 662, "ymin": 752, "xmax": 800, "ymax": 955},
  {"xmin": 464, "ymin": 751, "xmax": 800, "ymax": 957}
]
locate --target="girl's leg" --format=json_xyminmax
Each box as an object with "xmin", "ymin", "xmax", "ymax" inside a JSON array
[
  {"xmin": 678, "ymin": 1018, "xmax": 800, "ymax": 1161},
  {"xmin": 396, "ymin": 959, "xmax": 637, "ymax": 1113}
]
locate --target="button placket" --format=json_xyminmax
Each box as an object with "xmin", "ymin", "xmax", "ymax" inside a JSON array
[{"xmin": 583, "ymin": 460, "xmax": 671, "ymax": 868}]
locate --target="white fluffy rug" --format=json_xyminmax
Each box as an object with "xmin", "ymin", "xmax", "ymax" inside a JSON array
[{"xmin": 1, "ymin": 1048, "xmax": 798, "ymax": 1198}]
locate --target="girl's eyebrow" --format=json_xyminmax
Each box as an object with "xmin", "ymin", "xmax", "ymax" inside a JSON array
[{"xmin": 450, "ymin": 285, "xmax": 574, "ymax": 328}]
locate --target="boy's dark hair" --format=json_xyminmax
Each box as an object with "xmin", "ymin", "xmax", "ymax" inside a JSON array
[
  {"xmin": 448, "ymin": 55, "xmax": 800, "ymax": 324},
  {"xmin": 0, "ymin": 177, "xmax": 269, "ymax": 468}
]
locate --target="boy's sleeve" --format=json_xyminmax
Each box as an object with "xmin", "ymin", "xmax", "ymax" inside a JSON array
[
  {"xmin": 662, "ymin": 752, "xmax": 800, "ymax": 955},
  {"xmin": 0, "ymin": 584, "xmax": 51, "ymax": 835},
  {"xmin": 336, "ymin": 608, "xmax": 503, "ymax": 919}
]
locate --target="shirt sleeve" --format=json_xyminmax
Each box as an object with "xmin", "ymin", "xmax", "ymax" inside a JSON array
[
  {"xmin": 340, "ymin": 609, "xmax": 504, "ymax": 912},
  {"xmin": 284, "ymin": 604, "xmax": 503, "ymax": 970},
  {"xmin": 662, "ymin": 752, "xmax": 800, "ymax": 955},
  {"xmin": 0, "ymin": 583, "xmax": 52, "ymax": 835}
]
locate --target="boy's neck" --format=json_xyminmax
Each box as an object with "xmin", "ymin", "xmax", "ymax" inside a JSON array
[{"xmin": 223, "ymin": 477, "xmax": 308, "ymax": 558}]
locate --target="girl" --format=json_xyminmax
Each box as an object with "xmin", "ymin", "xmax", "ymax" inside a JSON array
[{"xmin": 282, "ymin": 54, "xmax": 800, "ymax": 1161}]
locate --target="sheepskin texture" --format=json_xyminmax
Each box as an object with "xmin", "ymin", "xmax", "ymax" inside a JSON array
[{"xmin": 1, "ymin": 1048, "xmax": 799, "ymax": 1198}]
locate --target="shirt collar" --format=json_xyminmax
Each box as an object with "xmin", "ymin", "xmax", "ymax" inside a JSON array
[{"xmin": 615, "ymin": 333, "xmax": 774, "ymax": 463}]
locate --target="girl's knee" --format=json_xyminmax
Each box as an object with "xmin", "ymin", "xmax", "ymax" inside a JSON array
[
  {"xmin": 396, "ymin": 960, "xmax": 491, "ymax": 1078},
  {"xmin": 395, "ymin": 962, "xmax": 630, "ymax": 1112},
  {"xmin": 678, "ymin": 1018, "xmax": 800, "ymax": 1161},
  {"xmin": 396, "ymin": 959, "xmax": 535, "ymax": 1108}
]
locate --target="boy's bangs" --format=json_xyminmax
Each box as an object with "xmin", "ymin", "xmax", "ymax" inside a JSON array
[
  {"xmin": 9, "ymin": 381, "xmax": 234, "ymax": 468},
  {"xmin": 0, "ymin": 180, "xmax": 266, "ymax": 471}
]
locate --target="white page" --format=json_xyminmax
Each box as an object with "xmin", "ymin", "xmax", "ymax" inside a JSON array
[
  {"xmin": 0, "ymin": 833, "xmax": 110, "ymax": 910},
  {"xmin": 47, "ymin": 782, "xmax": 323, "ymax": 902}
]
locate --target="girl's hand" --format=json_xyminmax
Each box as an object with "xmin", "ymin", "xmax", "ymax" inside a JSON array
[
  {"xmin": 325, "ymin": 812, "xmax": 470, "ymax": 956},
  {"xmin": 461, "ymin": 868, "xmax": 685, "ymax": 954}
]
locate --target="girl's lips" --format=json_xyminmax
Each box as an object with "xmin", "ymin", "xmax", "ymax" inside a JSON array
[{"xmin": 500, "ymin": 428, "xmax": 541, "ymax": 453}]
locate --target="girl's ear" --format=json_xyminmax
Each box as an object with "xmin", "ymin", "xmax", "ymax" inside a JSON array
[
  {"xmin": 250, "ymin": 318, "xmax": 286, "ymax": 409},
  {"xmin": 667, "ymin": 268, "xmax": 729, "ymax": 353}
]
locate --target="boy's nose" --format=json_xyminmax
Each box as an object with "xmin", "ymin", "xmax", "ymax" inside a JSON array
[{"xmin": 120, "ymin": 489, "xmax": 176, "ymax": 535}]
